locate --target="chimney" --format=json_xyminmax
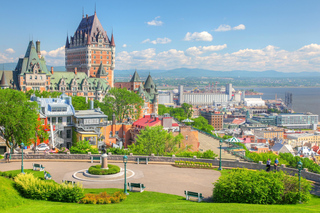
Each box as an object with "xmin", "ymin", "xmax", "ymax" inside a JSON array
[
  {"xmin": 74, "ymin": 67, "xmax": 77, "ymax": 75},
  {"xmin": 112, "ymin": 113, "xmax": 116, "ymax": 125},
  {"xmin": 90, "ymin": 100, "xmax": 94, "ymax": 110},
  {"xmin": 51, "ymin": 67, "xmax": 54, "ymax": 74},
  {"xmin": 36, "ymin": 40, "xmax": 41, "ymax": 58},
  {"xmin": 86, "ymin": 14, "xmax": 88, "ymax": 19}
]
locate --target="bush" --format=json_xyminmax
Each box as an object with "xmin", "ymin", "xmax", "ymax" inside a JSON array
[
  {"xmin": 213, "ymin": 168, "xmax": 311, "ymax": 204},
  {"xmin": 70, "ymin": 140, "xmax": 99, "ymax": 154},
  {"xmin": 88, "ymin": 164, "xmax": 120, "ymax": 175},
  {"xmin": 279, "ymin": 153, "xmax": 320, "ymax": 174},
  {"xmin": 174, "ymin": 150, "xmax": 217, "ymax": 159},
  {"xmin": 58, "ymin": 147, "xmax": 69, "ymax": 154},
  {"xmin": 0, "ymin": 155, "xmax": 3, "ymax": 159},
  {"xmin": 14, "ymin": 173, "xmax": 84, "ymax": 203},
  {"xmin": 175, "ymin": 160, "xmax": 212, "ymax": 168},
  {"xmin": 106, "ymin": 147, "xmax": 130, "ymax": 155},
  {"xmin": 80, "ymin": 191, "xmax": 126, "ymax": 204}
]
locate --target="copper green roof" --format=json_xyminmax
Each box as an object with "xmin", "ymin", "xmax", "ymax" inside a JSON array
[
  {"xmin": 15, "ymin": 41, "xmax": 50, "ymax": 76},
  {"xmin": 97, "ymin": 62, "xmax": 107, "ymax": 76},
  {"xmin": 50, "ymin": 71, "xmax": 109, "ymax": 91},
  {"xmin": 130, "ymin": 70, "xmax": 142, "ymax": 82}
]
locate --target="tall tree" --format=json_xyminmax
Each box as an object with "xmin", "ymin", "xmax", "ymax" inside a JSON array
[
  {"xmin": 0, "ymin": 89, "xmax": 39, "ymax": 150},
  {"xmin": 129, "ymin": 126, "xmax": 184, "ymax": 155},
  {"xmin": 25, "ymin": 89, "xmax": 62, "ymax": 99},
  {"xmin": 72, "ymin": 96, "xmax": 89, "ymax": 110},
  {"xmin": 181, "ymin": 103, "xmax": 193, "ymax": 118},
  {"xmin": 101, "ymin": 88, "xmax": 144, "ymax": 122}
]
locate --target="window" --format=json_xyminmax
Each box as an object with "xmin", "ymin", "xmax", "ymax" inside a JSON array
[
  {"xmin": 52, "ymin": 117, "xmax": 56, "ymax": 123},
  {"xmin": 67, "ymin": 117, "xmax": 72, "ymax": 125},
  {"xmin": 94, "ymin": 51, "xmax": 96, "ymax": 54},
  {"xmin": 109, "ymin": 131, "xmax": 113, "ymax": 137},
  {"xmin": 115, "ymin": 131, "xmax": 119, "ymax": 135},
  {"xmin": 94, "ymin": 61, "xmax": 96, "ymax": 64},
  {"xmin": 30, "ymin": 76, "xmax": 32, "ymax": 79},
  {"xmin": 100, "ymin": 51, "xmax": 102, "ymax": 54},
  {"xmin": 107, "ymin": 61, "xmax": 109, "ymax": 64},
  {"xmin": 35, "ymin": 76, "xmax": 37, "ymax": 80},
  {"xmin": 58, "ymin": 117, "xmax": 62, "ymax": 123},
  {"xmin": 186, "ymin": 135, "xmax": 188, "ymax": 140},
  {"xmin": 100, "ymin": 56, "xmax": 102, "ymax": 59},
  {"xmin": 107, "ymin": 56, "xmax": 109, "ymax": 59},
  {"xmin": 66, "ymin": 130, "xmax": 71, "ymax": 138},
  {"xmin": 94, "ymin": 67, "xmax": 96, "ymax": 70}
]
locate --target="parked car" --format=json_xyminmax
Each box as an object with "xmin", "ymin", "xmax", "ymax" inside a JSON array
[{"xmin": 36, "ymin": 143, "xmax": 50, "ymax": 151}]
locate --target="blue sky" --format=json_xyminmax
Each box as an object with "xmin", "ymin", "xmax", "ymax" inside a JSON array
[{"xmin": 1, "ymin": 0, "xmax": 320, "ymax": 72}]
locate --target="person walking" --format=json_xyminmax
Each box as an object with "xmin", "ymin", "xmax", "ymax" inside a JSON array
[
  {"xmin": 274, "ymin": 158, "xmax": 279, "ymax": 171},
  {"xmin": 5, "ymin": 152, "xmax": 10, "ymax": 163},
  {"xmin": 266, "ymin": 159, "xmax": 271, "ymax": 172}
]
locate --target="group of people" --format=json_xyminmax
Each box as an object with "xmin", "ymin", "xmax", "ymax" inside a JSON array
[{"xmin": 266, "ymin": 158, "xmax": 279, "ymax": 172}]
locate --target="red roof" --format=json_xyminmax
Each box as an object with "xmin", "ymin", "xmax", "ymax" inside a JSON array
[
  {"xmin": 133, "ymin": 115, "xmax": 161, "ymax": 128},
  {"xmin": 172, "ymin": 123, "xmax": 179, "ymax": 126},
  {"xmin": 232, "ymin": 118, "xmax": 246, "ymax": 125}
]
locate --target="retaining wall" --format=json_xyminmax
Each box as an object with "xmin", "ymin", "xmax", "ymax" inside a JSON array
[{"xmin": 9, "ymin": 153, "xmax": 320, "ymax": 183}]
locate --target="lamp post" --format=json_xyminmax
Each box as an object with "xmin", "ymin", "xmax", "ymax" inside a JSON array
[
  {"xmin": 21, "ymin": 142, "xmax": 25, "ymax": 174},
  {"xmin": 218, "ymin": 140, "xmax": 223, "ymax": 171},
  {"xmin": 123, "ymin": 155, "xmax": 129, "ymax": 195},
  {"xmin": 297, "ymin": 160, "xmax": 303, "ymax": 203}
]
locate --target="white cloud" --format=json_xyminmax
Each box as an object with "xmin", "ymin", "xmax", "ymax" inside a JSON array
[
  {"xmin": 115, "ymin": 43, "xmax": 320, "ymax": 72},
  {"xmin": 142, "ymin": 37, "xmax": 172, "ymax": 44},
  {"xmin": 122, "ymin": 44, "xmax": 127, "ymax": 48},
  {"xmin": 147, "ymin": 16, "xmax": 163, "ymax": 26},
  {"xmin": 40, "ymin": 46, "xmax": 65, "ymax": 66},
  {"xmin": 0, "ymin": 53, "xmax": 14, "ymax": 63},
  {"xmin": 184, "ymin": 31, "xmax": 213, "ymax": 41},
  {"xmin": 233, "ymin": 24, "xmax": 246, "ymax": 30},
  {"xmin": 186, "ymin": 44, "xmax": 227, "ymax": 56},
  {"xmin": 214, "ymin": 24, "xmax": 246, "ymax": 32},
  {"xmin": 214, "ymin": 24, "xmax": 232, "ymax": 32},
  {"xmin": 5, "ymin": 48, "xmax": 15, "ymax": 54}
]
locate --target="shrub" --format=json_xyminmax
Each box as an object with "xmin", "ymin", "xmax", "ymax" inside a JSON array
[
  {"xmin": 175, "ymin": 150, "xmax": 217, "ymax": 159},
  {"xmin": 58, "ymin": 147, "xmax": 69, "ymax": 154},
  {"xmin": 213, "ymin": 168, "xmax": 311, "ymax": 204},
  {"xmin": 106, "ymin": 147, "xmax": 130, "ymax": 155},
  {"xmin": 88, "ymin": 164, "xmax": 120, "ymax": 175},
  {"xmin": 70, "ymin": 140, "xmax": 99, "ymax": 154},
  {"xmin": 80, "ymin": 191, "xmax": 126, "ymax": 204},
  {"xmin": 14, "ymin": 173, "xmax": 84, "ymax": 203},
  {"xmin": 0, "ymin": 155, "xmax": 3, "ymax": 159},
  {"xmin": 175, "ymin": 160, "xmax": 212, "ymax": 168}
]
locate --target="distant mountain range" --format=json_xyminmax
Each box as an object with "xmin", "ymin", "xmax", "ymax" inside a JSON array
[{"xmin": 1, "ymin": 63, "xmax": 319, "ymax": 78}]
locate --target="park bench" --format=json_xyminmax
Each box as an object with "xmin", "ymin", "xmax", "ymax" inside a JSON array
[
  {"xmin": 91, "ymin": 156, "xmax": 101, "ymax": 163},
  {"xmin": 128, "ymin": 182, "xmax": 146, "ymax": 192},
  {"xmin": 63, "ymin": 180, "xmax": 75, "ymax": 186},
  {"xmin": 136, "ymin": 157, "xmax": 148, "ymax": 165},
  {"xmin": 44, "ymin": 171, "xmax": 51, "ymax": 180},
  {"xmin": 33, "ymin": 163, "xmax": 45, "ymax": 171},
  {"xmin": 184, "ymin": 191, "xmax": 204, "ymax": 202}
]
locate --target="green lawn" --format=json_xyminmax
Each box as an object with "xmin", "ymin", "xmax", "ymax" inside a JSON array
[
  {"xmin": 1, "ymin": 175, "xmax": 320, "ymax": 213},
  {"xmin": 0, "ymin": 169, "xmax": 48, "ymax": 179}
]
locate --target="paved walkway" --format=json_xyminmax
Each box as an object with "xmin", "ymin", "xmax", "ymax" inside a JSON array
[
  {"xmin": 198, "ymin": 132, "xmax": 238, "ymax": 160},
  {"xmin": 0, "ymin": 161, "xmax": 220, "ymax": 200}
]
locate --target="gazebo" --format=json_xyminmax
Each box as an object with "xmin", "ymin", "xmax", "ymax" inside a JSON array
[{"xmin": 224, "ymin": 137, "xmax": 244, "ymax": 147}]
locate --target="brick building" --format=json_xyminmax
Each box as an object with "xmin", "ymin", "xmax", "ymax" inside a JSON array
[{"xmin": 200, "ymin": 110, "xmax": 223, "ymax": 130}]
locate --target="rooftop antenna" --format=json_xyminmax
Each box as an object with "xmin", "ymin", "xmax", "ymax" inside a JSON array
[
  {"xmin": 82, "ymin": 7, "xmax": 84, "ymax": 18},
  {"xmin": 94, "ymin": 3, "xmax": 96, "ymax": 15}
]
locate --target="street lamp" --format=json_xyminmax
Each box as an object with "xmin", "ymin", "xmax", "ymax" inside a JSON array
[
  {"xmin": 218, "ymin": 140, "xmax": 223, "ymax": 171},
  {"xmin": 21, "ymin": 142, "xmax": 25, "ymax": 174},
  {"xmin": 123, "ymin": 155, "xmax": 129, "ymax": 195},
  {"xmin": 297, "ymin": 160, "xmax": 303, "ymax": 203}
]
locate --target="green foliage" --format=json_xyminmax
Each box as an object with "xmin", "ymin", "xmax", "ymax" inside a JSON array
[
  {"xmin": 70, "ymin": 140, "xmax": 99, "ymax": 154},
  {"xmin": 0, "ymin": 89, "xmax": 39, "ymax": 148},
  {"xmin": 100, "ymin": 87, "xmax": 144, "ymax": 122},
  {"xmin": 80, "ymin": 191, "xmax": 126, "ymax": 204},
  {"xmin": 0, "ymin": 155, "xmax": 3, "ymax": 159},
  {"xmin": 279, "ymin": 153, "xmax": 320, "ymax": 174},
  {"xmin": 14, "ymin": 173, "xmax": 84, "ymax": 202},
  {"xmin": 72, "ymin": 127, "xmax": 77, "ymax": 145},
  {"xmin": 181, "ymin": 103, "xmax": 193, "ymax": 118},
  {"xmin": 173, "ymin": 150, "xmax": 217, "ymax": 159},
  {"xmin": 213, "ymin": 168, "xmax": 311, "ymax": 204},
  {"xmin": 175, "ymin": 161, "xmax": 213, "ymax": 168},
  {"xmin": 222, "ymin": 135, "xmax": 233, "ymax": 139},
  {"xmin": 25, "ymin": 90, "xmax": 62, "ymax": 100},
  {"xmin": 0, "ymin": 169, "xmax": 48, "ymax": 180},
  {"xmin": 72, "ymin": 96, "xmax": 89, "ymax": 110},
  {"xmin": 158, "ymin": 104, "xmax": 171, "ymax": 115},
  {"xmin": 129, "ymin": 126, "xmax": 184, "ymax": 156},
  {"xmin": 190, "ymin": 116, "xmax": 214, "ymax": 134},
  {"xmin": 106, "ymin": 147, "xmax": 130, "ymax": 155},
  {"xmin": 88, "ymin": 164, "xmax": 120, "ymax": 175}
]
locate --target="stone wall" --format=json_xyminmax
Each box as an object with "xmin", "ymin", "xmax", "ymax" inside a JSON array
[{"xmin": 10, "ymin": 153, "xmax": 320, "ymax": 183}]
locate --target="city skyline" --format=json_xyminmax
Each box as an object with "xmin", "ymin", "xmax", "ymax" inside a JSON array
[{"xmin": 1, "ymin": 0, "xmax": 320, "ymax": 72}]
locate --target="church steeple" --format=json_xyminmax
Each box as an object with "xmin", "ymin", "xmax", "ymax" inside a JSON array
[{"xmin": 65, "ymin": 35, "xmax": 70, "ymax": 48}]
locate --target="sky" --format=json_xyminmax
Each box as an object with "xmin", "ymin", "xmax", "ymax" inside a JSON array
[{"xmin": 1, "ymin": 0, "xmax": 320, "ymax": 72}]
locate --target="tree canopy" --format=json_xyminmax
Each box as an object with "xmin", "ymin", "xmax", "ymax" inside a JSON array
[
  {"xmin": 25, "ymin": 89, "xmax": 62, "ymax": 100},
  {"xmin": 72, "ymin": 96, "xmax": 90, "ymax": 110},
  {"xmin": 0, "ymin": 89, "xmax": 39, "ymax": 149},
  {"xmin": 100, "ymin": 87, "xmax": 144, "ymax": 122},
  {"xmin": 129, "ymin": 125, "xmax": 184, "ymax": 156}
]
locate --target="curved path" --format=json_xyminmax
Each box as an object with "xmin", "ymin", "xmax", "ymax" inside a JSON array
[{"xmin": 0, "ymin": 161, "xmax": 220, "ymax": 200}]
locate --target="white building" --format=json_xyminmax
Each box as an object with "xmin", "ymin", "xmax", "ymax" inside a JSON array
[{"xmin": 244, "ymin": 98, "xmax": 265, "ymax": 107}]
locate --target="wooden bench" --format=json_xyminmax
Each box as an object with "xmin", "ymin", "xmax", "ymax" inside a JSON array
[
  {"xmin": 91, "ymin": 156, "xmax": 101, "ymax": 163},
  {"xmin": 44, "ymin": 171, "xmax": 51, "ymax": 180},
  {"xmin": 128, "ymin": 183, "xmax": 146, "ymax": 192},
  {"xmin": 33, "ymin": 163, "xmax": 45, "ymax": 171},
  {"xmin": 136, "ymin": 157, "xmax": 148, "ymax": 165},
  {"xmin": 63, "ymin": 180, "xmax": 75, "ymax": 186},
  {"xmin": 184, "ymin": 191, "xmax": 204, "ymax": 202}
]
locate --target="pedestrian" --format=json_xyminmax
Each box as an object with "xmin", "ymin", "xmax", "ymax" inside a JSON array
[
  {"xmin": 5, "ymin": 152, "xmax": 10, "ymax": 163},
  {"xmin": 274, "ymin": 158, "xmax": 279, "ymax": 171},
  {"xmin": 266, "ymin": 159, "xmax": 271, "ymax": 172}
]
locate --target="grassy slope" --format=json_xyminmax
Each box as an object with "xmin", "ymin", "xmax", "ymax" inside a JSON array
[
  {"xmin": 1, "ymin": 169, "xmax": 47, "ymax": 179},
  {"xmin": 1, "ymin": 180, "xmax": 319, "ymax": 213}
]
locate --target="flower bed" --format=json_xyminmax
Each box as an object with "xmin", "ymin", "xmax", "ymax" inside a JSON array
[
  {"xmin": 88, "ymin": 164, "xmax": 120, "ymax": 175},
  {"xmin": 80, "ymin": 191, "xmax": 126, "ymax": 204}
]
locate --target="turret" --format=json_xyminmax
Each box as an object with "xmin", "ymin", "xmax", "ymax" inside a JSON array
[{"xmin": 36, "ymin": 40, "xmax": 41, "ymax": 58}]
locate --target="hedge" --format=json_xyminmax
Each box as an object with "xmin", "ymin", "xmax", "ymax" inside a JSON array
[{"xmin": 88, "ymin": 164, "xmax": 120, "ymax": 175}]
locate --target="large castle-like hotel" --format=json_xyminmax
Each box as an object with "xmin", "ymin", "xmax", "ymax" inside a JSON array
[{"xmin": 0, "ymin": 12, "xmax": 158, "ymax": 114}]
